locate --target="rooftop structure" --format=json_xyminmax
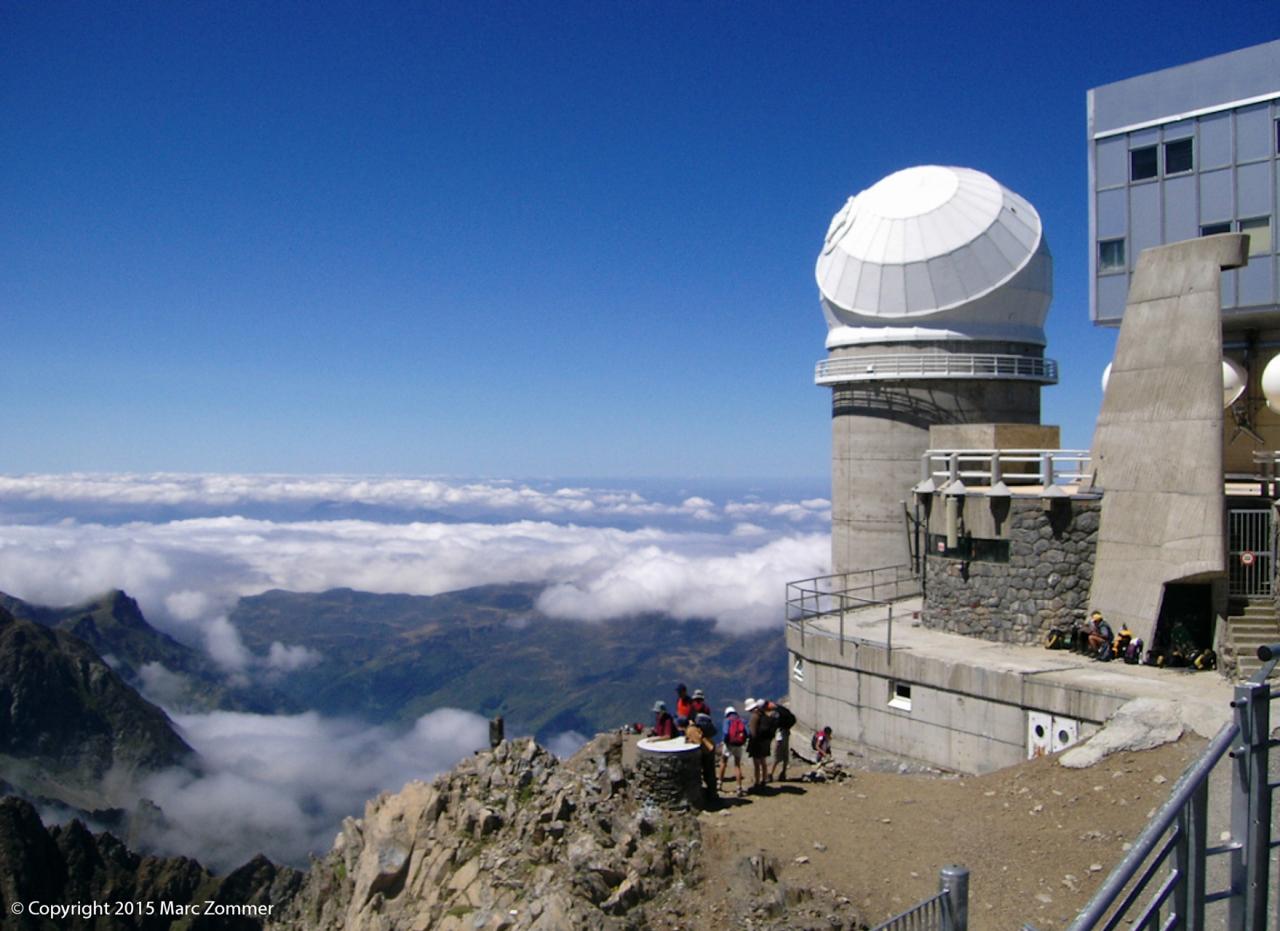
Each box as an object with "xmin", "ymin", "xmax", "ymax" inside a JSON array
[{"xmin": 1088, "ymin": 39, "xmax": 1280, "ymax": 328}]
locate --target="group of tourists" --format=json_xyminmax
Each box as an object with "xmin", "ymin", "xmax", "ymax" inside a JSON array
[{"xmin": 650, "ymin": 682, "xmax": 822, "ymax": 804}]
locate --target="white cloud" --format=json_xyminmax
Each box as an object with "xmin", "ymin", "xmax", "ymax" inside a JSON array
[
  {"xmin": 142, "ymin": 707, "xmax": 489, "ymax": 871},
  {"xmin": 0, "ymin": 473, "xmax": 832, "ymax": 669},
  {"xmin": 536, "ymin": 533, "xmax": 828, "ymax": 631},
  {"xmin": 266, "ymin": 641, "xmax": 321, "ymax": 672},
  {"xmin": 546, "ymin": 730, "xmax": 589, "ymax": 759},
  {"xmin": 137, "ymin": 662, "xmax": 192, "ymax": 707}
]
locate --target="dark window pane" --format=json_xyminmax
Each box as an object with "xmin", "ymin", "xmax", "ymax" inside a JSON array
[
  {"xmin": 1201, "ymin": 222, "xmax": 1231, "ymax": 236},
  {"xmin": 1099, "ymin": 238, "xmax": 1126, "ymax": 272},
  {"xmin": 1164, "ymin": 138, "xmax": 1193, "ymax": 174},
  {"xmin": 1130, "ymin": 145, "xmax": 1158, "ymax": 180}
]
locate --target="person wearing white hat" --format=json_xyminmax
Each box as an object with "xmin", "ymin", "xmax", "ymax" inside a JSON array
[
  {"xmin": 718, "ymin": 704, "xmax": 748, "ymax": 795},
  {"xmin": 747, "ymin": 698, "xmax": 774, "ymax": 789}
]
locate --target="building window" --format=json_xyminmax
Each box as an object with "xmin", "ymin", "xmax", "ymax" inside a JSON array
[
  {"xmin": 792, "ymin": 656, "xmax": 805, "ymax": 684},
  {"xmin": 1275, "ymin": 119, "xmax": 1279, "ymax": 155},
  {"xmin": 1163, "ymin": 138, "xmax": 1193, "ymax": 174},
  {"xmin": 888, "ymin": 682, "xmax": 912, "ymax": 712},
  {"xmin": 1099, "ymin": 238, "xmax": 1126, "ymax": 273},
  {"xmin": 1201, "ymin": 222, "xmax": 1232, "ymax": 236},
  {"xmin": 1130, "ymin": 145, "xmax": 1158, "ymax": 181},
  {"xmin": 1240, "ymin": 217, "xmax": 1272, "ymax": 257}
]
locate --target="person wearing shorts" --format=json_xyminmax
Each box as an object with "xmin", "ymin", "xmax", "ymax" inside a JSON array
[{"xmin": 718, "ymin": 705, "xmax": 746, "ymax": 794}]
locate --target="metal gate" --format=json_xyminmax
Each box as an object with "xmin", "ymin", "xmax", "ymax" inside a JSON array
[{"xmin": 1228, "ymin": 508, "xmax": 1274, "ymax": 597}]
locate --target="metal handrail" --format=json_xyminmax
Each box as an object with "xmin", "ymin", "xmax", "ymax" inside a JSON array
[
  {"xmin": 1056, "ymin": 647, "xmax": 1280, "ymax": 931},
  {"xmin": 816, "ymin": 353, "xmax": 1059, "ymax": 386},
  {"xmin": 919, "ymin": 449, "xmax": 1093, "ymax": 490},
  {"xmin": 786, "ymin": 565, "xmax": 921, "ymax": 655},
  {"xmin": 871, "ymin": 866, "xmax": 969, "ymax": 931}
]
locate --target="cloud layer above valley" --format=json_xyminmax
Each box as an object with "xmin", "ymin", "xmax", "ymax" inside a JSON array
[
  {"xmin": 0, "ymin": 474, "xmax": 830, "ymax": 667},
  {"xmin": 141, "ymin": 707, "xmax": 492, "ymax": 870}
]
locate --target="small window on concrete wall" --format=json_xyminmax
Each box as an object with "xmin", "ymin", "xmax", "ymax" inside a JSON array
[
  {"xmin": 888, "ymin": 682, "xmax": 912, "ymax": 712},
  {"xmin": 792, "ymin": 657, "xmax": 805, "ymax": 683}
]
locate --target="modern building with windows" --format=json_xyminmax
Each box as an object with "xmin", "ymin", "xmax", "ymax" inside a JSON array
[
  {"xmin": 1089, "ymin": 39, "xmax": 1279, "ymax": 329},
  {"xmin": 1091, "ymin": 37, "xmax": 1280, "ymax": 504}
]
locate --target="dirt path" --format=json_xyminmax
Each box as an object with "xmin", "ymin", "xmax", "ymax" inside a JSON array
[{"xmin": 682, "ymin": 738, "xmax": 1203, "ymax": 930}]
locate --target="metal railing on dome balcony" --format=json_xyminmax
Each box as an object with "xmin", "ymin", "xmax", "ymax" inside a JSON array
[
  {"xmin": 917, "ymin": 449, "xmax": 1093, "ymax": 494},
  {"xmin": 814, "ymin": 353, "xmax": 1059, "ymax": 386}
]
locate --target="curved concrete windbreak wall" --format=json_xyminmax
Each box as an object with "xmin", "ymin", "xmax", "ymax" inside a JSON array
[{"xmin": 1088, "ymin": 234, "xmax": 1249, "ymax": 645}]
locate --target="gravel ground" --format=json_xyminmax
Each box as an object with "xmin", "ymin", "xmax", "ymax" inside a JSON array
[{"xmin": 683, "ymin": 738, "xmax": 1206, "ymax": 931}]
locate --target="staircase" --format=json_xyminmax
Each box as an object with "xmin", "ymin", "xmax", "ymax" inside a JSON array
[{"xmin": 1225, "ymin": 597, "xmax": 1280, "ymax": 678}]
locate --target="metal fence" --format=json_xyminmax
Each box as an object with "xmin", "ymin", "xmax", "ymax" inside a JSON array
[
  {"xmin": 917, "ymin": 448, "xmax": 1093, "ymax": 494},
  {"xmin": 785, "ymin": 565, "xmax": 922, "ymax": 655},
  {"xmin": 885, "ymin": 648, "xmax": 1280, "ymax": 931},
  {"xmin": 815, "ymin": 353, "xmax": 1059, "ymax": 385},
  {"xmin": 1053, "ymin": 648, "xmax": 1279, "ymax": 931},
  {"xmin": 871, "ymin": 866, "xmax": 969, "ymax": 931}
]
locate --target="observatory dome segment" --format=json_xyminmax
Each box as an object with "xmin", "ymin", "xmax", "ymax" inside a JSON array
[{"xmin": 816, "ymin": 166, "xmax": 1052, "ymax": 346}]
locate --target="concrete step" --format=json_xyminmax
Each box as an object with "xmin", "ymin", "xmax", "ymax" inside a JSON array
[{"xmin": 1230, "ymin": 622, "xmax": 1280, "ymax": 633}]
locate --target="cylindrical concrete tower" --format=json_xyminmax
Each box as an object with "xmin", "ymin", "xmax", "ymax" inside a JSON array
[{"xmin": 815, "ymin": 165, "xmax": 1057, "ymax": 576}]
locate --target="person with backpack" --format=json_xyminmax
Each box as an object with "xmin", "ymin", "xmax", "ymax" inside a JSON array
[
  {"xmin": 769, "ymin": 700, "xmax": 797, "ymax": 782},
  {"xmin": 719, "ymin": 705, "xmax": 748, "ymax": 795},
  {"xmin": 746, "ymin": 698, "xmax": 774, "ymax": 790}
]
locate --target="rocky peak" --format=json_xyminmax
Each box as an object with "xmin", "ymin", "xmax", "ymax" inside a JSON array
[{"xmin": 271, "ymin": 734, "xmax": 703, "ymax": 930}]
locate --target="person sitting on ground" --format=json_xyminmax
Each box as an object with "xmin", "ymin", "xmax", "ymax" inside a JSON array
[
  {"xmin": 689, "ymin": 688, "xmax": 711, "ymax": 719},
  {"xmin": 812, "ymin": 726, "xmax": 832, "ymax": 762},
  {"xmin": 675, "ymin": 683, "xmax": 693, "ymax": 721},
  {"xmin": 1086, "ymin": 611, "xmax": 1113, "ymax": 660},
  {"xmin": 687, "ymin": 712, "xmax": 719, "ymax": 806},
  {"xmin": 719, "ymin": 705, "xmax": 748, "ymax": 795},
  {"xmin": 651, "ymin": 700, "xmax": 676, "ymax": 738},
  {"xmin": 769, "ymin": 699, "xmax": 797, "ymax": 782}
]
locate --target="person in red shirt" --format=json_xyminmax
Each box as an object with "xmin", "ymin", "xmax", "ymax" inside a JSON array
[
  {"xmin": 689, "ymin": 688, "xmax": 711, "ymax": 718},
  {"xmin": 651, "ymin": 701, "xmax": 676, "ymax": 738}
]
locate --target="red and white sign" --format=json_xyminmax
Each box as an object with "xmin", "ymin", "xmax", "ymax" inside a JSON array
[{"xmin": 1240, "ymin": 551, "xmax": 1256, "ymax": 567}]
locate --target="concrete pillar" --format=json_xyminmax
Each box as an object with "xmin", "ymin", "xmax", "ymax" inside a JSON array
[{"xmin": 829, "ymin": 342, "xmax": 1042, "ymax": 576}]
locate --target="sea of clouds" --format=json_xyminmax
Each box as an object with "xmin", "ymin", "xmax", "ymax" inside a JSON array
[{"xmin": 0, "ymin": 473, "xmax": 829, "ymax": 866}]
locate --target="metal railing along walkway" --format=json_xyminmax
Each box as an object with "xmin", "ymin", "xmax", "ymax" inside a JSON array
[{"xmin": 785, "ymin": 565, "xmax": 922, "ymax": 655}]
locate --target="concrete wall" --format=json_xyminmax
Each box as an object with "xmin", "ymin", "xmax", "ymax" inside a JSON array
[
  {"xmin": 785, "ymin": 626, "xmax": 1110, "ymax": 774},
  {"xmin": 1089, "ymin": 234, "xmax": 1248, "ymax": 644},
  {"xmin": 829, "ymin": 341, "xmax": 1043, "ymax": 577},
  {"xmin": 923, "ymin": 497, "xmax": 1099, "ymax": 644}
]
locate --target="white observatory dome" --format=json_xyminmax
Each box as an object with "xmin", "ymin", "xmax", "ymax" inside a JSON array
[{"xmin": 816, "ymin": 165, "xmax": 1052, "ymax": 349}]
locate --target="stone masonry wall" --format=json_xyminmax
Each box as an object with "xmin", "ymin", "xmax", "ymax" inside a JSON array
[{"xmin": 923, "ymin": 498, "xmax": 1099, "ymax": 644}]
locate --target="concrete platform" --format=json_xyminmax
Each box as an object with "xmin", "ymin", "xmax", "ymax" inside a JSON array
[{"xmin": 788, "ymin": 597, "xmax": 1233, "ymax": 773}]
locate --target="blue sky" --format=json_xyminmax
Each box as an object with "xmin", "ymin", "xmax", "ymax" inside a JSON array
[{"xmin": 1, "ymin": 3, "xmax": 1272, "ymax": 480}]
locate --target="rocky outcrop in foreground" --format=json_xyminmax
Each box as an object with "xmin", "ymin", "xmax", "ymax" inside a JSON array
[
  {"xmin": 0, "ymin": 796, "xmax": 300, "ymax": 930},
  {"xmin": 272, "ymin": 734, "xmax": 703, "ymax": 930}
]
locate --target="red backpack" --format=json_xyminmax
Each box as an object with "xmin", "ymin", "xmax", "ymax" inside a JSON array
[{"xmin": 725, "ymin": 716, "xmax": 748, "ymax": 746}]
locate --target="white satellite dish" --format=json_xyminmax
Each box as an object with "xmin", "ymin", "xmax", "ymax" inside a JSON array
[
  {"xmin": 1223, "ymin": 358, "xmax": 1247, "ymax": 408},
  {"xmin": 1101, "ymin": 362, "xmax": 1111, "ymax": 393},
  {"xmin": 1262, "ymin": 355, "xmax": 1280, "ymax": 411}
]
